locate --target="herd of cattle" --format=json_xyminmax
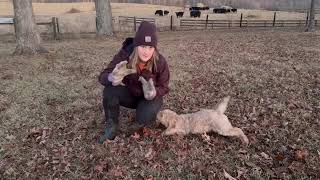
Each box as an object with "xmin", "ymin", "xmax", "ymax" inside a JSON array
[{"xmin": 155, "ymin": 6, "xmax": 238, "ymax": 18}]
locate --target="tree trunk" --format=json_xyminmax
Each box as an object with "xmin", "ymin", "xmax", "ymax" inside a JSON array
[
  {"xmin": 95, "ymin": 0, "xmax": 114, "ymax": 37},
  {"xmin": 12, "ymin": 0, "xmax": 47, "ymax": 55},
  {"xmin": 307, "ymin": 0, "xmax": 315, "ymax": 32}
]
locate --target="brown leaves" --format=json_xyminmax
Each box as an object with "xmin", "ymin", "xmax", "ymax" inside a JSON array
[
  {"xmin": 260, "ymin": 152, "xmax": 272, "ymax": 160},
  {"xmin": 130, "ymin": 132, "xmax": 141, "ymax": 139},
  {"xmin": 294, "ymin": 149, "xmax": 309, "ymax": 161},
  {"xmin": 130, "ymin": 127, "xmax": 160, "ymax": 140},
  {"xmin": 109, "ymin": 166, "xmax": 124, "ymax": 178},
  {"xmin": 144, "ymin": 147, "xmax": 156, "ymax": 161},
  {"xmin": 223, "ymin": 169, "xmax": 237, "ymax": 180},
  {"xmin": 26, "ymin": 127, "xmax": 51, "ymax": 145},
  {"xmin": 2, "ymin": 28, "xmax": 320, "ymax": 179},
  {"xmin": 94, "ymin": 161, "xmax": 108, "ymax": 174}
]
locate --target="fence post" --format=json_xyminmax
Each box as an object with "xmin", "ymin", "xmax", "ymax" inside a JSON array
[
  {"xmin": 205, "ymin": 14, "xmax": 208, "ymax": 29},
  {"xmin": 228, "ymin": 19, "xmax": 231, "ymax": 28},
  {"xmin": 170, "ymin": 15, "xmax": 173, "ymax": 31},
  {"xmin": 306, "ymin": 12, "xmax": 309, "ymax": 26},
  {"xmin": 240, "ymin": 13, "xmax": 243, "ymax": 27},
  {"xmin": 273, "ymin": 12, "xmax": 276, "ymax": 27},
  {"xmin": 55, "ymin": 17, "xmax": 60, "ymax": 39},
  {"xmin": 315, "ymin": 20, "xmax": 318, "ymax": 27},
  {"xmin": 134, "ymin": 16, "xmax": 136, "ymax": 31},
  {"xmin": 52, "ymin": 17, "xmax": 57, "ymax": 40},
  {"xmin": 95, "ymin": 17, "xmax": 97, "ymax": 32},
  {"xmin": 13, "ymin": 18, "xmax": 17, "ymax": 35}
]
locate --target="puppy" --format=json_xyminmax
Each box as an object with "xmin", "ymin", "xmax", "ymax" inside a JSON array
[{"xmin": 157, "ymin": 96, "xmax": 249, "ymax": 145}]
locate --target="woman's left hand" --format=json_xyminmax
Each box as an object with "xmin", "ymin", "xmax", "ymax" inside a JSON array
[{"xmin": 139, "ymin": 76, "xmax": 156, "ymax": 100}]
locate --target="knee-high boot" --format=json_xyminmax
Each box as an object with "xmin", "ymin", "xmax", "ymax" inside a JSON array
[{"xmin": 98, "ymin": 97, "xmax": 120, "ymax": 143}]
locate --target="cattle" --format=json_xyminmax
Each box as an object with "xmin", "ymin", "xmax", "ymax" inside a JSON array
[
  {"xmin": 189, "ymin": 6, "xmax": 209, "ymax": 11},
  {"xmin": 213, "ymin": 8, "xmax": 227, "ymax": 13},
  {"xmin": 155, "ymin": 10, "xmax": 163, "ymax": 16},
  {"xmin": 190, "ymin": 10, "xmax": 201, "ymax": 18},
  {"xmin": 213, "ymin": 6, "xmax": 234, "ymax": 14},
  {"xmin": 231, "ymin": 8, "xmax": 237, "ymax": 13},
  {"xmin": 164, "ymin": 10, "xmax": 169, "ymax": 15},
  {"xmin": 189, "ymin": 7, "xmax": 200, "ymax": 11},
  {"xmin": 175, "ymin": 11, "xmax": 184, "ymax": 18}
]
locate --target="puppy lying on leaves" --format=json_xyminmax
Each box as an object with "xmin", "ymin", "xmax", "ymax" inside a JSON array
[{"xmin": 156, "ymin": 96, "xmax": 249, "ymax": 145}]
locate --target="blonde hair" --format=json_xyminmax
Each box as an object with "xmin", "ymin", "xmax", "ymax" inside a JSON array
[{"xmin": 128, "ymin": 47, "xmax": 159, "ymax": 73}]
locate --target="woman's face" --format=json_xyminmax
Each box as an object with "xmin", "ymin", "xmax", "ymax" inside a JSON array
[{"xmin": 137, "ymin": 45, "xmax": 155, "ymax": 63}]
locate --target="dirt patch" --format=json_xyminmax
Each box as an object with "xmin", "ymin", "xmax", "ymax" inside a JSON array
[{"xmin": 0, "ymin": 29, "xmax": 319, "ymax": 179}]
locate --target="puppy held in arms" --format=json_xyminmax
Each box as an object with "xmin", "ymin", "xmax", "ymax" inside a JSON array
[{"xmin": 157, "ymin": 96, "xmax": 249, "ymax": 145}]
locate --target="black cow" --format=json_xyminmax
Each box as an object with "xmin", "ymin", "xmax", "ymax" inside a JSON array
[
  {"xmin": 155, "ymin": 10, "xmax": 163, "ymax": 16},
  {"xmin": 190, "ymin": 10, "xmax": 201, "ymax": 18},
  {"xmin": 189, "ymin": 6, "xmax": 209, "ymax": 11},
  {"xmin": 189, "ymin": 7, "xmax": 199, "ymax": 11},
  {"xmin": 231, "ymin": 8, "xmax": 237, "ymax": 13},
  {"xmin": 175, "ymin": 11, "xmax": 184, "ymax": 18},
  {"xmin": 213, "ymin": 8, "xmax": 227, "ymax": 13},
  {"xmin": 164, "ymin": 10, "xmax": 169, "ymax": 15}
]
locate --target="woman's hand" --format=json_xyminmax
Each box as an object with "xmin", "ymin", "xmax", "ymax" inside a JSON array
[
  {"xmin": 139, "ymin": 76, "xmax": 156, "ymax": 100},
  {"xmin": 109, "ymin": 61, "xmax": 136, "ymax": 86}
]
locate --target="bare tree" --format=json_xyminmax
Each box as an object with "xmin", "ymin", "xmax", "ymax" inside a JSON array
[
  {"xmin": 95, "ymin": 0, "xmax": 113, "ymax": 37},
  {"xmin": 12, "ymin": 0, "xmax": 47, "ymax": 55},
  {"xmin": 307, "ymin": 0, "xmax": 316, "ymax": 32}
]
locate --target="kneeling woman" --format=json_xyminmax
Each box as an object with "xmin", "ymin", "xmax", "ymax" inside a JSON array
[{"xmin": 98, "ymin": 21, "xmax": 170, "ymax": 142}]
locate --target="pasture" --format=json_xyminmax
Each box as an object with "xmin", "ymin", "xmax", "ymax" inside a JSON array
[
  {"xmin": 0, "ymin": 2, "xmax": 319, "ymax": 35},
  {"xmin": 1, "ymin": 28, "xmax": 320, "ymax": 178}
]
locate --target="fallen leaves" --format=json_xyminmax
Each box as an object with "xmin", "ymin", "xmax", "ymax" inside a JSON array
[
  {"xmin": 260, "ymin": 152, "xmax": 272, "ymax": 160},
  {"xmin": 1, "ymin": 30, "xmax": 320, "ymax": 179},
  {"xmin": 26, "ymin": 127, "xmax": 51, "ymax": 145},
  {"xmin": 131, "ymin": 132, "xmax": 140, "ymax": 139},
  {"xmin": 223, "ymin": 169, "xmax": 237, "ymax": 180},
  {"xmin": 5, "ymin": 134, "xmax": 16, "ymax": 141},
  {"xmin": 94, "ymin": 161, "xmax": 108, "ymax": 174},
  {"xmin": 144, "ymin": 147, "xmax": 156, "ymax": 161},
  {"xmin": 109, "ymin": 166, "xmax": 124, "ymax": 177},
  {"xmin": 294, "ymin": 149, "xmax": 309, "ymax": 161}
]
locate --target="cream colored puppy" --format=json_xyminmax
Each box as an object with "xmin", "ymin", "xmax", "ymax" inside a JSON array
[{"xmin": 157, "ymin": 96, "xmax": 249, "ymax": 145}]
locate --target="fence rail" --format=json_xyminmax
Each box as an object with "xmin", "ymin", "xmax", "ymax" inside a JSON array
[
  {"xmin": 0, "ymin": 17, "xmax": 60, "ymax": 39},
  {"xmin": 119, "ymin": 16, "xmax": 155, "ymax": 31},
  {"xmin": 180, "ymin": 13, "xmax": 318, "ymax": 29}
]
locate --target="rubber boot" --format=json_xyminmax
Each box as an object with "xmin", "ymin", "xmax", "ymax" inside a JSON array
[{"xmin": 98, "ymin": 98, "xmax": 120, "ymax": 144}]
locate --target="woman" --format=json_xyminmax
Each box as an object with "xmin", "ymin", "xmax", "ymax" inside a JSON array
[{"xmin": 98, "ymin": 21, "xmax": 170, "ymax": 143}]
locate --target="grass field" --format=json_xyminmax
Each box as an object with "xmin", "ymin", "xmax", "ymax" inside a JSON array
[{"xmin": 1, "ymin": 28, "xmax": 320, "ymax": 179}]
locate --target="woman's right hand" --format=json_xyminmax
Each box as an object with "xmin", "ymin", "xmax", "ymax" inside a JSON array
[{"xmin": 109, "ymin": 61, "xmax": 136, "ymax": 86}]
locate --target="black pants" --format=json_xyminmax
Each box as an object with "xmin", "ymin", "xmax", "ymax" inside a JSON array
[{"xmin": 103, "ymin": 85, "xmax": 163, "ymax": 125}]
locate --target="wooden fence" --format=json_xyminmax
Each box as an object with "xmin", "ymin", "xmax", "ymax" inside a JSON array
[
  {"xmin": 118, "ymin": 16, "xmax": 155, "ymax": 31},
  {"xmin": 180, "ymin": 13, "xmax": 318, "ymax": 29},
  {"xmin": 0, "ymin": 17, "xmax": 60, "ymax": 39}
]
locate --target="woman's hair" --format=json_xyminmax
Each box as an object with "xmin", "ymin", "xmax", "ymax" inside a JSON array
[{"xmin": 129, "ymin": 47, "xmax": 159, "ymax": 72}]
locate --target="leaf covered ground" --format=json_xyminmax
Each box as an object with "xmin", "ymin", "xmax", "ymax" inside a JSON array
[{"xmin": 0, "ymin": 29, "xmax": 319, "ymax": 179}]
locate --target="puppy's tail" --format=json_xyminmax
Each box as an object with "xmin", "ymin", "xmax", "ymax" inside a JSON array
[{"xmin": 216, "ymin": 96, "xmax": 230, "ymax": 114}]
